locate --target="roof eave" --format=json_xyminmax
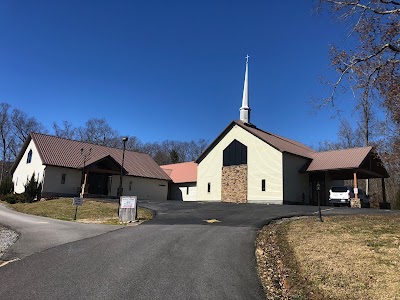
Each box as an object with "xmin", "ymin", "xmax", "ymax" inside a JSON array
[
  {"xmin": 195, "ymin": 121, "xmax": 237, "ymax": 163},
  {"xmin": 11, "ymin": 134, "xmax": 33, "ymax": 174}
]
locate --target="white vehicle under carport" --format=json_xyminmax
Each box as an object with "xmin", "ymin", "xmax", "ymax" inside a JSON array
[
  {"xmin": 329, "ymin": 186, "xmax": 352, "ymax": 206},
  {"xmin": 329, "ymin": 186, "xmax": 369, "ymax": 207}
]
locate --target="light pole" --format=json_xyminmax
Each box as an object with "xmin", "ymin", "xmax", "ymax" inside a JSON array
[
  {"xmin": 316, "ymin": 182, "xmax": 323, "ymax": 222},
  {"xmin": 118, "ymin": 137, "xmax": 128, "ymax": 211}
]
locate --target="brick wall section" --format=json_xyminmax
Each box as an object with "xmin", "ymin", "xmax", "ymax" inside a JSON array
[{"xmin": 221, "ymin": 165, "xmax": 247, "ymax": 203}]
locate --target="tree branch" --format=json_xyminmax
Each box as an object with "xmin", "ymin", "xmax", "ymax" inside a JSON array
[
  {"xmin": 380, "ymin": 0, "xmax": 400, "ymax": 6},
  {"xmin": 326, "ymin": 0, "xmax": 400, "ymax": 15}
]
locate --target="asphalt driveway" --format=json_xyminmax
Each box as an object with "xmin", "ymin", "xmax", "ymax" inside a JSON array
[
  {"xmin": 0, "ymin": 201, "xmax": 397, "ymax": 300},
  {"xmin": 0, "ymin": 203, "xmax": 123, "ymax": 260}
]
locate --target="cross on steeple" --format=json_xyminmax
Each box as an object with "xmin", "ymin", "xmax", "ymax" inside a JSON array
[{"xmin": 245, "ymin": 54, "xmax": 249, "ymax": 63}]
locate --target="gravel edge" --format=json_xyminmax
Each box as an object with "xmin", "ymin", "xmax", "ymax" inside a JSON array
[
  {"xmin": 255, "ymin": 216, "xmax": 309, "ymax": 300},
  {"xmin": 0, "ymin": 225, "xmax": 19, "ymax": 260}
]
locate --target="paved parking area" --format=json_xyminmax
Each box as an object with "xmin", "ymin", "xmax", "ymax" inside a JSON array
[{"xmin": 0, "ymin": 200, "xmax": 397, "ymax": 300}]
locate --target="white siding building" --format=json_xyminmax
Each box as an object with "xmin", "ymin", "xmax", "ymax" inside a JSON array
[
  {"xmin": 161, "ymin": 162, "xmax": 197, "ymax": 201},
  {"xmin": 11, "ymin": 133, "xmax": 171, "ymax": 200}
]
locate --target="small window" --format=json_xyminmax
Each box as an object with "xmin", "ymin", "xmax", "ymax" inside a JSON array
[
  {"xmin": 186, "ymin": 186, "xmax": 189, "ymax": 195},
  {"xmin": 27, "ymin": 149, "xmax": 33, "ymax": 164},
  {"xmin": 262, "ymin": 179, "xmax": 266, "ymax": 191},
  {"xmin": 207, "ymin": 183, "xmax": 211, "ymax": 193},
  {"xmin": 61, "ymin": 174, "xmax": 66, "ymax": 184},
  {"xmin": 129, "ymin": 181, "xmax": 132, "ymax": 191}
]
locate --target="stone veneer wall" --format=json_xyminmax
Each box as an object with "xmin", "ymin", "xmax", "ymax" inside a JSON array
[{"xmin": 221, "ymin": 165, "xmax": 247, "ymax": 203}]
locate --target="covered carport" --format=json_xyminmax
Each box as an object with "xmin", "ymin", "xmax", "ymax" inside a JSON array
[{"xmin": 305, "ymin": 146, "xmax": 390, "ymax": 207}]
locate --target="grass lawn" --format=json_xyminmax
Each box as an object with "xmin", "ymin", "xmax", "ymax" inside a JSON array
[
  {"xmin": 3, "ymin": 198, "xmax": 153, "ymax": 225},
  {"xmin": 257, "ymin": 215, "xmax": 400, "ymax": 300}
]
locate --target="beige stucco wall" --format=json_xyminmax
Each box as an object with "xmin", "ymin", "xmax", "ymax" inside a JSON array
[
  {"xmin": 197, "ymin": 125, "xmax": 283, "ymax": 204},
  {"xmin": 110, "ymin": 175, "xmax": 168, "ymax": 200},
  {"xmin": 283, "ymin": 153, "xmax": 309, "ymax": 204},
  {"xmin": 169, "ymin": 182, "xmax": 197, "ymax": 201},
  {"xmin": 12, "ymin": 139, "xmax": 45, "ymax": 194},
  {"xmin": 42, "ymin": 166, "xmax": 82, "ymax": 195}
]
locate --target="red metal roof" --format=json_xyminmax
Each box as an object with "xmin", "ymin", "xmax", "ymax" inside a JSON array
[
  {"xmin": 26, "ymin": 133, "xmax": 171, "ymax": 181},
  {"xmin": 307, "ymin": 146, "xmax": 373, "ymax": 171},
  {"xmin": 160, "ymin": 161, "xmax": 197, "ymax": 183}
]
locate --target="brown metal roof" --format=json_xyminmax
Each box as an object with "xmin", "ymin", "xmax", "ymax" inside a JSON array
[
  {"xmin": 307, "ymin": 146, "xmax": 373, "ymax": 171},
  {"xmin": 235, "ymin": 121, "xmax": 315, "ymax": 158},
  {"xmin": 24, "ymin": 133, "xmax": 171, "ymax": 181},
  {"xmin": 196, "ymin": 120, "xmax": 315, "ymax": 163},
  {"xmin": 160, "ymin": 161, "xmax": 197, "ymax": 183}
]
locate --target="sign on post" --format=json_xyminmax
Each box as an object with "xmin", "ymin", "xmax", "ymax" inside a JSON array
[
  {"xmin": 73, "ymin": 197, "xmax": 83, "ymax": 206},
  {"xmin": 72, "ymin": 197, "xmax": 83, "ymax": 220},
  {"xmin": 119, "ymin": 196, "xmax": 137, "ymax": 223}
]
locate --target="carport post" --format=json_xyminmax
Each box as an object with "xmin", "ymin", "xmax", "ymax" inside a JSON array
[
  {"xmin": 353, "ymin": 172, "xmax": 358, "ymax": 200},
  {"xmin": 382, "ymin": 178, "xmax": 387, "ymax": 204}
]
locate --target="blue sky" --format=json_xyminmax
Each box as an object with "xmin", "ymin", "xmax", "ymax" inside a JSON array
[{"xmin": 0, "ymin": 0, "xmax": 357, "ymax": 148}]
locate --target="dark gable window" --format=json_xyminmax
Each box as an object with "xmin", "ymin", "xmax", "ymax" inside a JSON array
[
  {"xmin": 27, "ymin": 149, "xmax": 33, "ymax": 164},
  {"xmin": 262, "ymin": 179, "xmax": 266, "ymax": 191},
  {"xmin": 207, "ymin": 183, "xmax": 211, "ymax": 193},
  {"xmin": 223, "ymin": 140, "xmax": 247, "ymax": 166}
]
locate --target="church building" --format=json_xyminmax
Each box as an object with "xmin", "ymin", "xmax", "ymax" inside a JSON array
[
  {"xmin": 194, "ymin": 57, "xmax": 389, "ymax": 205},
  {"xmin": 11, "ymin": 57, "xmax": 389, "ymax": 205}
]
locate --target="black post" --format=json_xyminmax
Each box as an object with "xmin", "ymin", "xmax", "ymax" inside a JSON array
[
  {"xmin": 135, "ymin": 199, "xmax": 138, "ymax": 220},
  {"xmin": 317, "ymin": 182, "xmax": 323, "ymax": 222},
  {"xmin": 118, "ymin": 137, "xmax": 128, "ymax": 215},
  {"xmin": 74, "ymin": 205, "xmax": 78, "ymax": 220}
]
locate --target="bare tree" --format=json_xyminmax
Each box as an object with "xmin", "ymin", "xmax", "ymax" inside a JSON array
[
  {"xmin": 319, "ymin": 0, "xmax": 400, "ymax": 199},
  {"xmin": 10, "ymin": 108, "xmax": 46, "ymax": 158},
  {"xmin": 52, "ymin": 120, "xmax": 77, "ymax": 139},
  {"xmin": 11, "ymin": 108, "xmax": 45, "ymax": 143},
  {"xmin": 0, "ymin": 103, "xmax": 11, "ymax": 183},
  {"xmin": 77, "ymin": 118, "xmax": 119, "ymax": 146},
  {"xmin": 319, "ymin": 0, "xmax": 399, "ymax": 141}
]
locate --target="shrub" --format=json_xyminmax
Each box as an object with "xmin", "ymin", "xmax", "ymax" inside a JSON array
[
  {"xmin": 23, "ymin": 173, "xmax": 41, "ymax": 203},
  {"xmin": 0, "ymin": 177, "xmax": 14, "ymax": 195},
  {"xmin": 3, "ymin": 193, "xmax": 25, "ymax": 204}
]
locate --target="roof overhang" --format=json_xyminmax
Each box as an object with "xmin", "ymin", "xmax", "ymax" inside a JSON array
[
  {"xmin": 306, "ymin": 149, "xmax": 389, "ymax": 179},
  {"xmin": 85, "ymin": 155, "xmax": 128, "ymax": 175}
]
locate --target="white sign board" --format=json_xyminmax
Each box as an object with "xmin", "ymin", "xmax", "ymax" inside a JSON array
[
  {"xmin": 73, "ymin": 197, "xmax": 83, "ymax": 206},
  {"xmin": 354, "ymin": 188, "xmax": 359, "ymax": 195},
  {"xmin": 119, "ymin": 196, "xmax": 138, "ymax": 223},
  {"xmin": 120, "ymin": 196, "xmax": 137, "ymax": 209}
]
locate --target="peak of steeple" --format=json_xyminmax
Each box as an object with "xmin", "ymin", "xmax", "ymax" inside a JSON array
[{"xmin": 240, "ymin": 55, "xmax": 251, "ymax": 123}]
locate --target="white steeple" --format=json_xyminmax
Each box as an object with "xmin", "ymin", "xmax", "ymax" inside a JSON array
[{"xmin": 240, "ymin": 54, "xmax": 251, "ymax": 123}]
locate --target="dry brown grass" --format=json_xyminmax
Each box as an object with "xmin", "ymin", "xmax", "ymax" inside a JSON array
[
  {"xmin": 273, "ymin": 215, "xmax": 400, "ymax": 300},
  {"xmin": 3, "ymin": 198, "xmax": 153, "ymax": 224}
]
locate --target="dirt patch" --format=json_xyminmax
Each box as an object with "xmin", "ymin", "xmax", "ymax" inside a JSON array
[{"xmin": 256, "ymin": 215, "xmax": 400, "ymax": 300}]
